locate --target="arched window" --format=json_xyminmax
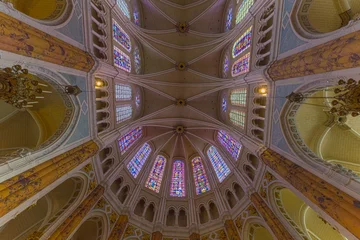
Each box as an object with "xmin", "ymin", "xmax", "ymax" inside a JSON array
[
  {"xmin": 112, "ymin": 20, "xmax": 131, "ymax": 52},
  {"xmin": 118, "ymin": 127, "xmax": 143, "ymax": 154},
  {"xmin": 191, "ymin": 157, "xmax": 210, "ymax": 195},
  {"xmin": 115, "ymin": 84, "xmax": 132, "ymax": 101},
  {"xmin": 232, "ymin": 27, "xmax": 252, "ymax": 58},
  {"xmin": 230, "ymin": 110, "xmax": 246, "ymax": 128},
  {"xmin": 134, "ymin": 47, "xmax": 141, "ymax": 74},
  {"xmin": 134, "ymin": 11, "xmax": 140, "ymax": 26},
  {"xmin": 145, "ymin": 155, "xmax": 167, "ymax": 193},
  {"xmin": 222, "ymin": 98, "xmax": 227, "ymax": 112},
  {"xmin": 135, "ymin": 95, "xmax": 141, "ymax": 106},
  {"xmin": 114, "ymin": 46, "xmax": 131, "ymax": 72},
  {"xmin": 217, "ymin": 130, "xmax": 242, "ymax": 160},
  {"xmin": 127, "ymin": 143, "xmax": 152, "ymax": 178},
  {"xmin": 225, "ymin": 8, "xmax": 233, "ymax": 31},
  {"xmin": 230, "ymin": 88, "xmax": 247, "ymax": 106},
  {"xmin": 207, "ymin": 146, "xmax": 231, "ymax": 182},
  {"xmin": 170, "ymin": 160, "xmax": 186, "ymax": 197},
  {"xmin": 116, "ymin": 0, "xmax": 130, "ymax": 19},
  {"xmin": 236, "ymin": 0, "xmax": 254, "ymax": 24},
  {"xmin": 116, "ymin": 105, "xmax": 132, "ymax": 123},
  {"xmin": 223, "ymin": 55, "xmax": 229, "ymax": 77},
  {"xmin": 232, "ymin": 52, "xmax": 250, "ymax": 77}
]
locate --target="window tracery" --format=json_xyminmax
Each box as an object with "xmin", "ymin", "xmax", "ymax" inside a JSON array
[
  {"xmin": 222, "ymin": 98, "xmax": 227, "ymax": 112},
  {"xmin": 114, "ymin": 46, "xmax": 131, "ymax": 72},
  {"xmin": 191, "ymin": 157, "xmax": 210, "ymax": 195},
  {"xmin": 134, "ymin": 47, "xmax": 141, "ymax": 74},
  {"xmin": 127, "ymin": 143, "xmax": 152, "ymax": 178},
  {"xmin": 115, "ymin": 84, "xmax": 132, "ymax": 101},
  {"xmin": 217, "ymin": 130, "xmax": 242, "ymax": 160},
  {"xmin": 232, "ymin": 27, "xmax": 252, "ymax": 58},
  {"xmin": 207, "ymin": 146, "xmax": 230, "ymax": 182},
  {"xmin": 170, "ymin": 160, "xmax": 186, "ymax": 197},
  {"xmin": 118, "ymin": 127, "xmax": 143, "ymax": 154},
  {"xmin": 134, "ymin": 11, "xmax": 140, "ymax": 26},
  {"xmin": 232, "ymin": 52, "xmax": 250, "ymax": 77},
  {"xmin": 115, "ymin": 105, "xmax": 132, "ymax": 123},
  {"xmin": 116, "ymin": 0, "xmax": 130, "ymax": 19},
  {"xmin": 112, "ymin": 20, "xmax": 131, "ymax": 52},
  {"xmin": 230, "ymin": 110, "xmax": 246, "ymax": 128},
  {"xmin": 145, "ymin": 155, "xmax": 167, "ymax": 193},
  {"xmin": 223, "ymin": 55, "xmax": 229, "ymax": 78},
  {"xmin": 236, "ymin": 0, "xmax": 254, "ymax": 25}
]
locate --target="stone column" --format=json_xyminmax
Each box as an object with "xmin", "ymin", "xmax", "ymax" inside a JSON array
[
  {"xmin": 260, "ymin": 148, "xmax": 360, "ymax": 239},
  {"xmin": 151, "ymin": 231, "xmax": 163, "ymax": 240},
  {"xmin": 108, "ymin": 215, "xmax": 128, "ymax": 240},
  {"xmin": 189, "ymin": 233, "xmax": 200, "ymax": 240},
  {"xmin": 224, "ymin": 219, "xmax": 241, "ymax": 240},
  {"xmin": 250, "ymin": 192, "xmax": 295, "ymax": 240},
  {"xmin": 0, "ymin": 140, "xmax": 99, "ymax": 218},
  {"xmin": 0, "ymin": 12, "xmax": 95, "ymax": 72},
  {"xmin": 48, "ymin": 185, "xmax": 105, "ymax": 240},
  {"xmin": 267, "ymin": 31, "xmax": 360, "ymax": 81}
]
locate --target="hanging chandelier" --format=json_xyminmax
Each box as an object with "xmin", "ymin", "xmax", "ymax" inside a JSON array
[
  {"xmin": 286, "ymin": 79, "xmax": 360, "ymax": 118},
  {"xmin": 0, "ymin": 65, "xmax": 51, "ymax": 109}
]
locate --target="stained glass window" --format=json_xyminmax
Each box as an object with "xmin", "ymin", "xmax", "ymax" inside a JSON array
[
  {"xmin": 170, "ymin": 160, "xmax": 185, "ymax": 197},
  {"xmin": 232, "ymin": 53, "xmax": 250, "ymax": 77},
  {"xmin": 134, "ymin": 11, "xmax": 140, "ymax": 26},
  {"xmin": 134, "ymin": 47, "xmax": 141, "ymax": 74},
  {"xmin": 207, "ymin": 146, "xmax": 231, "ymax": 182},
  {"xmin": 118, "ymin": 127, "xmax": 142, "ymax": 154},
  {"xmin": 135, "ymin": 95, "xmax": 140, "ymax": 106},
  {"xmin": 115, "ymin": 84, "xmax": 132, "ymax": 101},
  {"xmin": 232, "ymin": 27, "xmax": 252, "ymax": 58},
  {"xmin": 114, "ymin": 46, "xmax": 131, "ymax": 72},
  {"xmin": 236, "ymin": 0, "xmax": 254, "ymax": 24},
  {"xmin": 230, "ymin": 110, "xmax": 246, "ymax": 128},
  {"xmin": 222, "ymin": 98, "xmax": 227, "ymax": 112},
  {"xmin": 223, "ymin": 55, "xmax": 229, "ymax": 77},
  {"xmin": 225, "ymin": 8, "xmax": 233, "ymax": 31},
  {"xmin": 230, "ymin": 88, "xmax": 247, "ymax": 106},
  {"xmin": 116, "ymin": 105, "xmax": 132, "ymax": 123},
  {"xmin": 117, "ymin": 0, "xmax": 130, "ymax": 19},
  {"xmin": 127, "ymin": 143, "xmax": 152, "ymax": 178},
  {"xmin": 145, "ymin": 155, "xmax": 166, "ymax": 193},
  {"xmin": 113, "ymin": 21, "xmax": 131, "ymax": 52},
  {"xmin": 191, "ymin": 157, "xmax": 210, "ymax": 195},
  {"xmin": 217, "ymin": 130, "xmax": 242, "ymax": 160}
]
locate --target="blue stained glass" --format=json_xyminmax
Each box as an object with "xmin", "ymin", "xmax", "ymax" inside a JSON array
[
  {"xmin": 134, "ymin": 11, "xmax": 140, "ymax": 26},
  {"xmin": 113, "ymin": 21, "xmax": 131, "ymax": 52},
  {"xmin": 217, "ymin": 130, "xmax": 242, "ymax": 160},
  {"xmin": 127, "ymin": 143, "xmax": 152, "ymax": 178},
  {"xmin": 207, "ymin": 146, "xmax": 231, "ymax": 182},
  {"xmin": 118, "ymin": 127, "xmax": 142, "ymax": 154},
  {"xmin": 223, "ymin": 55, "xmax": 229, "ymax": 77},
  {"xmin": 114, "ymin": 46, "xmax": 131, "ymax": 72},
  {"xmin": 135, "ymin": 95, "xmax": 140, "ymax": 106},
  {"xmin": 145, "ymin": 155, "xmax": 166, "ymax": 193},
  {"xmin": 222, "ymin": 98, "xmax": 227, "ymax": 112},
  {"xmin": 170, "ymin": 160, "xmax": 185, "ymax": 197},
  {"xmin": 134, "ymin": 47, "xmax": 141, "ymax": 74},
  {"xmin": 192, "ymin": 157, "xmax": 210, "ymax": 195},
  {"xmin": 232, "ymin": 27, "xmax": 252, "ymax": 58},
  {"xmin": 225, "ymin": 8, "xmax": 233, "ymax": 31}
]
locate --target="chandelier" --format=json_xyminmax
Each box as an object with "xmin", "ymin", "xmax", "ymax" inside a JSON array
[
  {"xmin": 0, "ymin": 65, "xmax": 51, "ymax": 109},
  {"xmin": 286, "ymin": 79, "xmax": 360, "ymax": 118}
]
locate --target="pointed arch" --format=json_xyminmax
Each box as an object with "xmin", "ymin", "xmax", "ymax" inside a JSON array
[
  {"xmin": 191, "ymin": 157, "xmax": 210, "ymax": 195},
  {"xmin": 127, "ymin": 143, "xmax": 152, "ymax": 178},
  {"xmin": 207, "ymin": 146, "xmax": 231, "ymax": 182},
  {"xmin": 118, "ymin": 127, "xmax": 143, "ymax": 154},
  {"xmin": 145, "ymin": 155, "xmax": 167, "ymax": 193},
  {"xmin": 236, "ymin": 0, "xmax": 254, "ymax": 24},
  {"xmin": 114, "ymin": 46, "xmax": 131, "ymax": 72},
  {"xmin": 232, "ymin": 26, "xmax": 252, "ymax": 58},
  {"xmin": 116, "ymin": 0, "xmax": 130, "ymax": 19},
  {"xmin": 112, "ymin": 20, "xmax": 131, "ymax": 52},
  {"xmin": 231, "ymin": 53, "xmax": 251, "ymax": 77},
  {"xmin": 170, "ymin": 160, "xmax": 186, "ymax": 197}
]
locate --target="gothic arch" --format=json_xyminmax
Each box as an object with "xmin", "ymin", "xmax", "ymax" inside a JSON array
[
  {"xmin": 69, "ymin": 211, "xmax": 109, "ymax": 240},
  {"xmin": 242, "ymin": 218, "xmax": 275, "ymax": 240},
  {"xmin": 290, "ymin": 0, "xmax": 360, "ymax": 39},
  {"xmin": 280, "ymin": 78, "xmax": 360, "ymax": 181},
  {"xmin": 0, "ymin": 66, "xmax": 80, "ymax": 164}
]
